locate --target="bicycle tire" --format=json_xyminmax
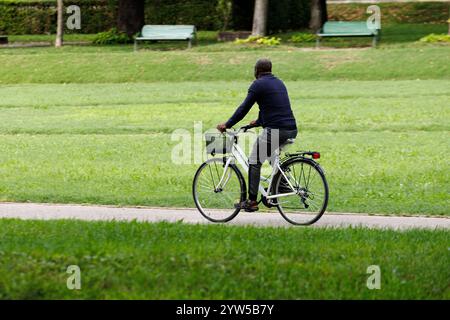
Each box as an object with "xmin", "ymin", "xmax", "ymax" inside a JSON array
[
  {"xmin": 272, "ymin": 157, "xmax": 329, "ymax": 225},
  {"xmin": 192, "ymin": 157, "xmax": 246, "ymax": 223}
]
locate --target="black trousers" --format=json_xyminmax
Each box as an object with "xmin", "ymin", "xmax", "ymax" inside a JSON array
[{"xmin": 248, "ymin": 128, "xmax": 298, "ymax": 201}]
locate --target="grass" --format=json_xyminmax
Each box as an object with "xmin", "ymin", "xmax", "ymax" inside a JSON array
[
  {"xmin": 0, "ymin": 25, "xmax": 449, "ymax": 216},
  {"xmin": 6, "ymin": 31, "xmax": 218, "ymax": 44},
  {"xmin": 0, "ymin": 23, "xmax": 448, "ymax": 301},
  {"xmin": 1, "ymin": 46, "xmax": 449, "ymax": 83},
  {"xmin": 0, "ymin": 219, "xmax": 448, "ymax": 299},
  {"xmin": 0, "ymin": 81, "xmax": 448, "ymax": 215},
  {"xmin": 7, "ymin": 33, "xmax": 97, "ymax": 43},
  {"xmin": 1, "ymin": 25, "xmax": 448, "ymax": 85}
]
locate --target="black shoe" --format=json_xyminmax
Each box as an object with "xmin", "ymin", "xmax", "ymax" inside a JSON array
[{"xmin": 234, "ymin": 200, "xmax": 259, "ymax": 212}]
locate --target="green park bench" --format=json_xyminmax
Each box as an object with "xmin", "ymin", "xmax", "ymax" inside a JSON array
[
  {"xmin": 134, "ymin": 25, "xmax": 196, "ymax": 51},
  {"xmin": 316, "ymin": 21, "xmax": 380, "ymax": 48}
]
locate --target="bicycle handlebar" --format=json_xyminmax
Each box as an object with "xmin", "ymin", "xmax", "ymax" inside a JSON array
[
  {"xmin": 220, "ymin": 124, "xmax": 260, "ymax": 136},
  {"xmin": 240, "ymin": 123, "xmax": 260, "ymax": 132}
]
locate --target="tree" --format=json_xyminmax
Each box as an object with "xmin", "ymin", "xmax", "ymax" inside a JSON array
[
  {"xmin": 117, "ymin": 0, "xmax": 145, "ymax": 37},
  {"xmin": 252, "ymin": 0, "xmax": 269, "ymax": 36},
  {"xmin": 309, "ymin": 0, "xmax": 327, "ymax": 32},
  {"xmin": 55, "ymin": 0, "xmax": 64, "ymax": 47},
  {"xmin": 217, "ymin": 0, "xmax": 233, "ymax": 32}
]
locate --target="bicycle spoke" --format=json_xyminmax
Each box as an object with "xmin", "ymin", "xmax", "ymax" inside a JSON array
[
  {"xmin": 213, "ymin": 161, "xmax": 221, "ymax": 184},
  {"xmin": 207, "ymin": 164, "xmax": 216, "ymax": 189},
  {"xmin": 291, "ymin": 162, "xmax": 299, "ymax": 188},
  {"xmin": 305, "ymin": 165, "xmax": 312, "ymax": 189},
  {"xmin": 301, "ymin": 163, "xmax": 307, "ymax": 188},
  {"xmin": 307, "ymin": 170, "xmax": 318, "ymax": 190}
]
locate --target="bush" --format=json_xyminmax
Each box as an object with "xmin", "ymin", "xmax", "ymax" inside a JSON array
[
  {"xmin": 0, "ymin": 0, "xmax": 222, "ymax": 34},
  {"xmin": 328, "ymin": 2, "xmax": 449, "ymax": 24},
  {"xmin": 419, "ymin": 33, "xmax": 450, "ymax": 43},
  {"xmin": 235, "ymin": 35, "xmax": 281, "ymax": 46},
  {"xmin": 0, "ymin": 0, "xmax": 117, "ymax": 35},
  {"xmin": 289, "ymin": 33, "xmax": 317, "ymax": 43},
  {"xmin": 92, "ymin": 27, "xmax": 130, "ymax": 44},
  {"xmin": 3, "ymin": 0, "xmax": 445, "ymax": 36}
]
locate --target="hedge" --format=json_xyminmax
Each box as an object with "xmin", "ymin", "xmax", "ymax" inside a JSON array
[
  {"xmin": 0, "ymin": 0, "xmax": 311, "ymax": 34},
  {"xmin": 328, "ymin": 2, "xmax": 449, "ymax": 24},
  {"xmin": 0, "ymin": 1, "xmax": 447, "ymax": 35},
  {"xmin": 0, "ymin": 0, "xmax": 117, "ymax": 34},
  {"xmin": 144, "ymin": 0, "xmax": 222, "ymax": 30}
]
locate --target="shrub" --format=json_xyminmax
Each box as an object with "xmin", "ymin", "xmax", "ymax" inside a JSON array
[
  {"xmin": 289, "ymin": 33, "xmax": 317, "ymax": 43},
  {"xmin": 328, "ymin": 2, "xmax": 449, "ymax": 24},
  {"xmin": 419, "ymin": 33, "xmax": 450, "ymax": 43},
  {"xmin": 257, "ymin": 36, "xmax": 281, "ymax": 46},
  {"xmin": 92, "ymin": 28, "xmax": 130, "ymax": 45},
  {"xmin": 0, "ymin": 0, "xmax": 117, "ymax": 35},
  {"xmin": 235, "ymin": 35, "xmax": 281, "ymax": 46}
]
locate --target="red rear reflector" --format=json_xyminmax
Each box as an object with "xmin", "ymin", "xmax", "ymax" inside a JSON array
[{"xmin": 312, "ymin": 152, "xmax": 320, "ymax": 159}]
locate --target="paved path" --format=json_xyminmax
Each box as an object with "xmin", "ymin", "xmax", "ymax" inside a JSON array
[{"xmin": 0, "ymin": 202, "xmax": 448, "ymax": 230}]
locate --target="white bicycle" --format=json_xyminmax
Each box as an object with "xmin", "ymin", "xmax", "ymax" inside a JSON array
[{"xmin": 192, "ymin": 125, "xmax": 329, "ymax": 225}]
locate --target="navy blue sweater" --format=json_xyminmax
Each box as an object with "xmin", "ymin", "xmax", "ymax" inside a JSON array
[{"xmin": 225, "ymin": 74, "xmax": 297, "ymax": 130}]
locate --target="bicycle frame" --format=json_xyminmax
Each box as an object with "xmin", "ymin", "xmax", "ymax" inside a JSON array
[{"xmin": 214, "ymin": 130, "xmax": 297, "ymax": 200}]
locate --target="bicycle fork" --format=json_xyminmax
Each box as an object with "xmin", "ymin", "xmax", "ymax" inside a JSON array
[{"xmin": 214, "ymin": 157, "xmax": 233, "ymax": 192}]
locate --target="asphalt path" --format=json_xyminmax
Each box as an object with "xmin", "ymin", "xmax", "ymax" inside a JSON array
[{"xmin": 0, "ymin": 202, "xmax": 448, "ymax": 230}]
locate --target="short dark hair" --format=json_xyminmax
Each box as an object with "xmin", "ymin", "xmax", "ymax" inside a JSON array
[{"xmin": 255, "ymin": 58, "xmax": 272, "ymax": 75}]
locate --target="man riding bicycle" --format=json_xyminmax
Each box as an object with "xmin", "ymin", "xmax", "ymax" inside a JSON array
[{"xmin": 217, "ymin": 58, "xmax": 298, "ymax": 212}]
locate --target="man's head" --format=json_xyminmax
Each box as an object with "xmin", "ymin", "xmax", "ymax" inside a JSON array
[{"xmin": 254, "ymin": 58, "xmax": 272, "ymax": 79}]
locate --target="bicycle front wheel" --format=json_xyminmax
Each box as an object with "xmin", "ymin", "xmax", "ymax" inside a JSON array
[
  {"xmin": 193, "ymin": 158, "xmax": 246, "ymax": 223},
  {"xmin": 273, "ymin": 158, "xmax": 328, "ymax": 225}
]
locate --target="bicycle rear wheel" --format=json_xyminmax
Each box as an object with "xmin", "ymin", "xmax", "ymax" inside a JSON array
[
  {"xmin": 193, "ymin": 158, "xmax": 246, "ymax": 222},
  {"xmin": 273, "ymin": 158, "xmax": 328, "ymax": 225}
]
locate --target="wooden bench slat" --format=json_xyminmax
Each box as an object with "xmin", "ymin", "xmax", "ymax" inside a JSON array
[
  {"xmin": 318, "ymin": 33, "xmax": 375, "ymax": 37},
  {"xmin": 316, "ymin": 21, "xmax": 380, "ymax": 48}
]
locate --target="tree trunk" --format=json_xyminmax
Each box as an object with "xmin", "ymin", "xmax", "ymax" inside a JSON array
[
  {"xmin": 117, "ymin": 0, "xmax": 145, "ymax": 37},
  {"xmin": 309, "ymin": 0, "xmax": 327, "ymax": 32},
  {"xmin": 252, "ymin": 0, "xmax": 268, "ymax": 37},
  {"xmin": 320, "ymin": 0, "xmax": 328, "ymax": 26},
  {"xmin": 55, "ymin": 0, "xmax": 63, "ymax": 47}
]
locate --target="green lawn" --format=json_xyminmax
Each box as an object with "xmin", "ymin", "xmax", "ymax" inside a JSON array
[
  {"xmin": 0, "ymin": 24, "xmax": 449, "ymax": 301},
  {"xmin": 0, "ymin": 219, "xmax": 448, "ymax": 299},
  {"xmin": 0, "ymin": 80, "xmax": 448, "ymax": 215},
  {"xmin": 0, "ymin": 31, "xmax": 449, "ymax": 215},
  {"xmin": 1, "ymin": 45, "xmax": 449, "ymax": 83}
]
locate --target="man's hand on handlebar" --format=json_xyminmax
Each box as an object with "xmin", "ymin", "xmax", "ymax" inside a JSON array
[{"xmin": 216, "ymin": 123, "xmax": 227, "ymax": 133}]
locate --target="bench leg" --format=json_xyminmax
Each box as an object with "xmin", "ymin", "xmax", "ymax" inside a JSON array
[
  {"xmin": 134, "ymin": 40, "xmax": 137, "ymax": 52},
  {"xmin": 188, "ymin": 39, "xmax": 192, "ymax": 49},
  {"xmin": 372, "ymin": 36, "xmax": 377, "ymax": 48},
  {"xmin": 316, "ymin": 37, "xmax": 321, "ymax": 49}
]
